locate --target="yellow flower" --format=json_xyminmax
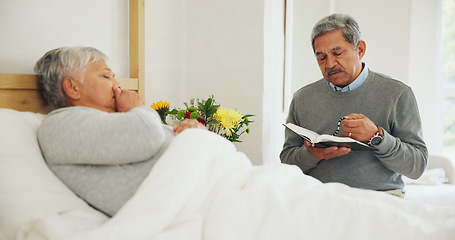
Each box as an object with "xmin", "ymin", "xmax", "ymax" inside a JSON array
[
  {"xmin": 213, "ymin": 107, "xmax": 243, "ymax": 131},
  {"xmin": 151, "ymin": 100, "xmax": 170, "ymax": 111},
  {"xmin": 151, "ymin": 100, "xmax": 170, "ymax": 124}
]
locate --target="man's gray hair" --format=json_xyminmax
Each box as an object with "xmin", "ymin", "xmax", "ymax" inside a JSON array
[
  {"xmin": 311, "ymin": 13, "xmax": 363, "ymax": 52},
  {"xmin": 34, "ymin": 46, "xmax": 108, "ymax": 109}
]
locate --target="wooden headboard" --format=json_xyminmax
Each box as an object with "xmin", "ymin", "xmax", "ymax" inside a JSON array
[
  {"xmin": 0, "ymin": 0, "xmax": 144, "ymax": 114},
  {"xmin": 0, "ymin": 74, "xmax": 139, "ymax": 114}
]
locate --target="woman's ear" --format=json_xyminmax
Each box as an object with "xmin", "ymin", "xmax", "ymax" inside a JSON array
[{"xmin": 62, "ymin": 77, "xmax": 81, "ymax": 100}]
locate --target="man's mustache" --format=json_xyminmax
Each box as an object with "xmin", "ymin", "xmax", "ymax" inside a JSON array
[{"xmin": 327, "ymin": 67, "xmax": 344, "ymax": 76}]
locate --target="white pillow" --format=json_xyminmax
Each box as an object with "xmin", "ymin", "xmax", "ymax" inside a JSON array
[
  {"xmin": 403, "ymin": 168, "xmax": 449, "ymax": 185},
  {"xmin": 0, "ymin": 109, "xmax": 108, "ymax": 239}
]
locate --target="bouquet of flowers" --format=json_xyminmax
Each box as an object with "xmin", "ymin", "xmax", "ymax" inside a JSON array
[{"xmin": 151, "ymin": 96, "xmax": 253, "ymax": 142}]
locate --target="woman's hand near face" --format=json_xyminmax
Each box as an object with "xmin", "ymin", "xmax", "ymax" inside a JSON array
[
  {"xmin": 173, "ymin": 119, "xmax": 207, "ymax": 135},
  {"xmin": 114, "ymin": 85, "xmax": 145, "ymax": 112}
]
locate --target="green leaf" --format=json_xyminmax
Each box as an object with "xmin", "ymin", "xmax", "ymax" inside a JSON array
[
  {"xmin": 207, "ymin": 119, "xmax": 219, "ymax": 125},
  {"xmin": 206, "ymin": 108, "xmax": 218, "ymax": 117},
  {"xmin": 205, "ymin": 98, "xmax": 213, "ymax": 108},
  {"xmin": 167, "ymin": 109, "xmax": 179, "ymax": 114},
  {"xmin": 198, "ymin": 102, "xmax": 206, "ymax": 111}
]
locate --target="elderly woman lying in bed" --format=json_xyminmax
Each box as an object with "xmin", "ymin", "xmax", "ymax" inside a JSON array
[
  {"xmin": 35, "ymin": 46, "xmax": 206, "ymax": 217},
  {"xmin": 33, "ymin": 47, "xmax": 455, "ymax": 240}
]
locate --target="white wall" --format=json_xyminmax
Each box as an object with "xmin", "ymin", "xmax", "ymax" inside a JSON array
[
  {"xmin": 145, "ymin": 0, "xmax": 186, "ymax": 103},
  {"xmin": 408, "ymin": 0, "xmax": 442, "ymax": 154},
  {"xmin": 146, "ymin": 0, "xmax": 266, "ymax": 164},
  {"xmin": 334, "ymin": 0, "xmax": 413, "ymax": 82},
  {"xmin": 185, "ymin": 0, "xmax": 265, "ymax": 164},
  {"xmin": 287, "ymin": 0, "xmax": 331, "ymax": 101},
  {"xmin": 0, "ymin": 0, "xmax": 128, "ymax": 77}
]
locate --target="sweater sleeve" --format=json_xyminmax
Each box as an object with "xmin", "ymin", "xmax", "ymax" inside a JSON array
[
  {"xmin": 374, "ymin": 87, "xmax": 428, "ymax": 179},
  {"xmin": 280, "ymin": 98, "xmax": 321, "ymax": 172},
  {"xmin": 39, "ymin": 106, "xmax": 168, "ymax": 165}
]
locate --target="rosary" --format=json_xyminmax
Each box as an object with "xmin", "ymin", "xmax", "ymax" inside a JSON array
[{"xmin": 332, "ymin": 117, "xmax": 345, "ymax": 136}]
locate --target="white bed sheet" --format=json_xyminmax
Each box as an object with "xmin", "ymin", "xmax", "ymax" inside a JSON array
[
  {"xmin": 2, "ymin": 109, "xmax": 455, "ymax": 240},
  {"xmin": 406, "ymin": 184, "xmax": 455, "ymax": 208},
  {"xmin": 403, "ymin": 159, "xmax": 455, "ymax": 208},
  {"xmin": 19, "ymin": 129, "xmax": 455, "ymax": 240}
]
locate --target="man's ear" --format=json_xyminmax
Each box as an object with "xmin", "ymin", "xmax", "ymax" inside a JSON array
[
  {"xmin": 357, "ymin": 40, "xmax": 366, "ymax": 60},
  {"xmin": 62, "ymin": 77, "xmax": 81, "ymax": 100}
]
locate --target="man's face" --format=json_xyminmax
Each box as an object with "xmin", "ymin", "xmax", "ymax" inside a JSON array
[
  {"xmin": 77, "ymin": 60, "xmax": 119, "ymax": 112},
  {"xmin": 313, "ymin": 29, "xmax": 365, "ymax": 87}
]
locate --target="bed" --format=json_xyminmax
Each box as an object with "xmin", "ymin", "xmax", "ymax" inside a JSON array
[
  {"xmin": 2, "ymin": 1, "xmax": 455, "ymax": 238},
  {"xmin": 404, "ymin": 154, "xmax": 455, "ymax": 208},
  {"xmin": 1, "ymin": 73, "xmax": 455, "ymax": 240}
]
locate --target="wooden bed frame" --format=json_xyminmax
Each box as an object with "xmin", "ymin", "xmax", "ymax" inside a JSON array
[{"xmin": 0, "ymin": 0, "xmax": 144, "ymax": 114}]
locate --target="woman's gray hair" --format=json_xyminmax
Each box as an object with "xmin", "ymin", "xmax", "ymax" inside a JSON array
[
  {"xmin": 34, "ymin": 46, "xmax": 108, "ymax": 109},
  {"xmin": 311, "ymin": 13, "xmax": 362, "ymax": 52}
]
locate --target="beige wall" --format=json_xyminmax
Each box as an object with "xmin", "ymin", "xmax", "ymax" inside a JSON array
[
  {"xmin": 146, "ymin": 0, "xmax": 266, "ymax": 164},
  {"xmin": 0, "ymin": 0, "xmax": 128, "ymax": 77}
]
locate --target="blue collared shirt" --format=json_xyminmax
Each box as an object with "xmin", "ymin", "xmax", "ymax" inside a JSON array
[{"xmin": 328, "ymin": 63, "xmax": 369, "ymax": 92}]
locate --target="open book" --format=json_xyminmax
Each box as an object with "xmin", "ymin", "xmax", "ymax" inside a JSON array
[{"xmin": 284, "ymin": 123, "xmax": 373, "ymax": 151}]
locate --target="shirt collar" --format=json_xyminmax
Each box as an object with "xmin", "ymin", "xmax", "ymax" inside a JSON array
[{"xmin": 328, "ymin": 62, "xmax": 369, "ymax": 92}]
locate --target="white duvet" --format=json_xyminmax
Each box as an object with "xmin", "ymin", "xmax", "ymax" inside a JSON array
[{"xmin": 19, "ymin": 129, "xmax": 455, "ymax": 240}]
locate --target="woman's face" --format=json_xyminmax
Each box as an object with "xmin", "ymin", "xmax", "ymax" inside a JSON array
[{"xmin": 77, "ymin": 60, "xmax": 119, "ymax": 112}]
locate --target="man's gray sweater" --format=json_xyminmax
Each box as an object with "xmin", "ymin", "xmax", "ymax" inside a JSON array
[
  {"xmin": 38, "ymin": 106, "xmax": 174, "ymax": 216},
  {"xmin": 280, "ymin": 71, "xmax": 428, "ymax": 191}
]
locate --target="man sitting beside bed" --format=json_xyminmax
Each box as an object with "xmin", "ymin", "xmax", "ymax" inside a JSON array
[
  {"xmin": 280, "ymin": 14, "xmax": 428, "ymax": 197},
  {"xmin": 35, "ymin": 46, "xmax": 206, "ymax": 217}
]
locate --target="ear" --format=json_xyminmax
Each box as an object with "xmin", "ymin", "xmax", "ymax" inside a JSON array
[
  {"xmin": 356, "ymin": 40, "xmax": 366, "ymax": 60},
  {"xmin": 62, "ymin": 77, "xmax": 81, "ymax": 100}
]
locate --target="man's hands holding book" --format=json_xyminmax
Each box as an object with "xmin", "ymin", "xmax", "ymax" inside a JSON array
[
  {"xmin": 303, "ymin": 113, "xmax": 378, "ymax": 160},
  {"xmin": 304, "ymin": 141, "xmax": 351, "ymax": 160}
]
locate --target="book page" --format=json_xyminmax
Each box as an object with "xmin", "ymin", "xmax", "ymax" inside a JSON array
[
  {"xmin": 316, "ymin": 134, "xmax": 357, "ymax": 143},
  {"xmin": 284, "ymin": 123, "xmax": 373, "ymax": 151},
  {"xmin": 284, "ymin": 123, "xmax": 319, "ymax": 142}
]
